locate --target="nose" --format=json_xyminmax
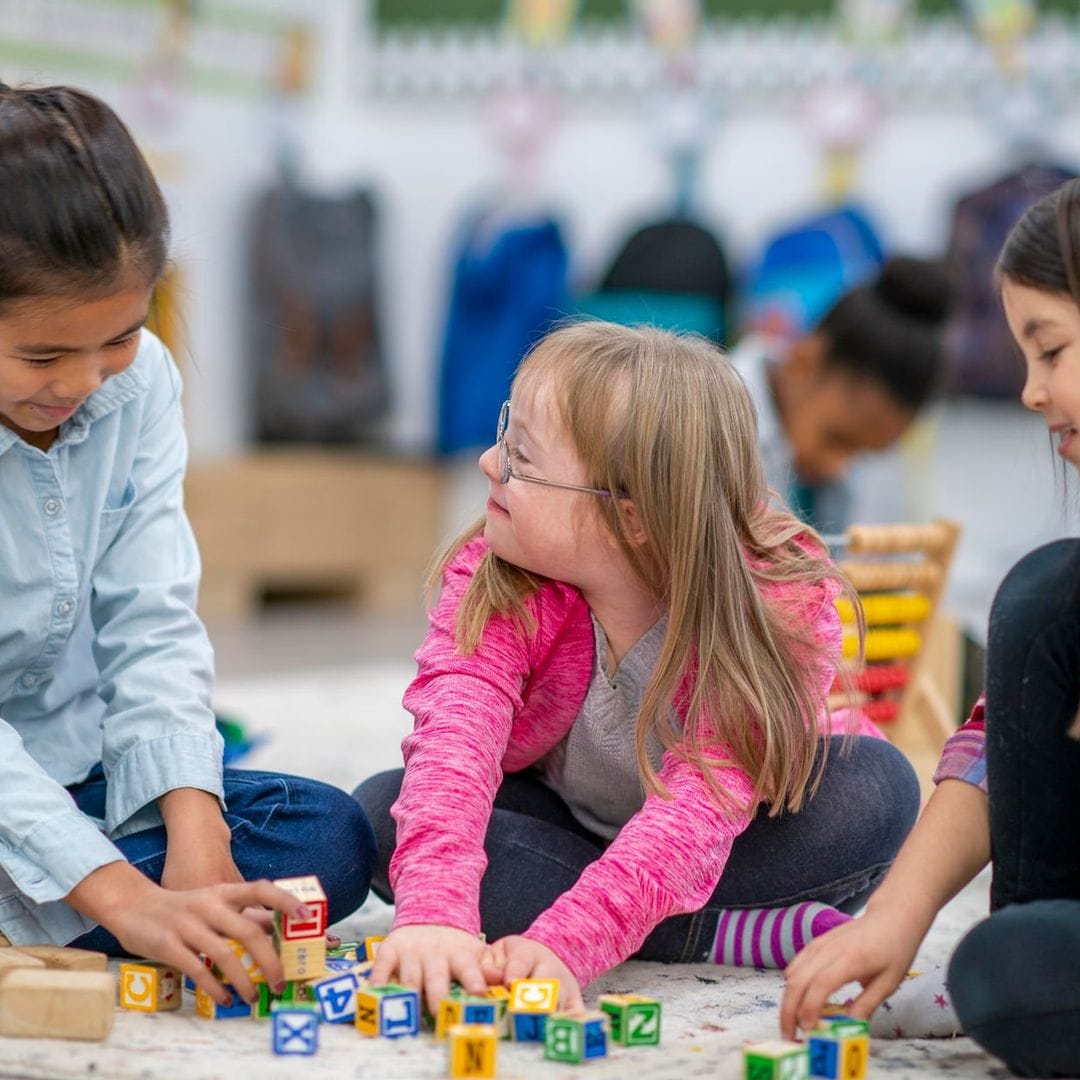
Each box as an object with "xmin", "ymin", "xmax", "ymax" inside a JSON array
[
  {"xmin": 479, "ymin": 443, "xmax": 500, "ymax": 483},
  {"xmin": 1021, "ymin": 367, "xmax": 1048, "ymax": 412},
  {"xmin": 53, "ymin": 355, "xmax": 106, "ymax": 401}
]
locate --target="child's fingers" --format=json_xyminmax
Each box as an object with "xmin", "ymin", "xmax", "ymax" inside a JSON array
[
  {"xmin": 479, "ymin": 945, "xmax": 505, "ymax": 985},
  {"xmin": 178, "ymin": 945, "xmax": 233, "ymax": 1006},
  {"xmin": 560, "ymin": 983, "xmax": 585, "ymax": 1012},
  {"xmin": 212, "ymin": 907, "xmax": 284, "ymax": 993},
  {"xmin": 452, "ymin": 953, "xmax": 488, "ymax": 998},
  {"xmin": 239, "ymin": 905, "xmax": 275, "ymax": 932},
  {"xmin": 370, "ymin": 940, "xmax": 397, "ymax": 986},
  {"xmin": 792, "ymin": 960, "xmax": 858, "ymax": 1036},
  {"xmin": 848, "ymin": 970, "xmax": 901, "ymax": 1021},
  {"xmin": 224, "ymin": 880, "xmax": 305, "ymax": 918},
  {"xmin": 398, "ymin": 952, "xmax": 424, "ymax": 997},
  {"xmin": 501, "ymin": 946, "xmax": 535, "ymax": 986},
  {"xmin": 423, "ymin": 959, "xmax": 451, "ymax": 1018}
]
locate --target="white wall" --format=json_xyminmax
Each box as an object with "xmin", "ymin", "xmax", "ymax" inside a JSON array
[{"xmin": 5, "ymin": 0, "xmax": 1080, "ymax": 635}]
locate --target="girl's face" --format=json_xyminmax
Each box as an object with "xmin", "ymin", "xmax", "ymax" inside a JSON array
[
  {"xmin": 1002, "ymin": 278, "xmax": 1080, "ymax": 469},
  {"xmin": 0, "ymin": 284, "xmax": 152, "ymax": 450},
  {"xmin": 478, "ymin": 379, "xmax": 619, "ymax": 589}
]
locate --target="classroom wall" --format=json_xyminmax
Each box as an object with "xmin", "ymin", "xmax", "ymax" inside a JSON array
[{"xmin": 3, "ymin": 0, "xmax": 1080, "ymax": 637}]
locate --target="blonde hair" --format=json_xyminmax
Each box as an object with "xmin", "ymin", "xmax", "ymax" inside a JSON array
[{"xmin": 430, "ymin": 321, "xmax": 858, "ymax": 815}]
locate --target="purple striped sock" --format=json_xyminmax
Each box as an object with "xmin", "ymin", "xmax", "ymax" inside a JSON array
[{"xmin": 711, "ymin": 903, "xmax": 851, "ymax": 969}]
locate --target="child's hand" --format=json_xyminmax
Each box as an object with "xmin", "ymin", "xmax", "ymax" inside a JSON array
[
  {"xmin": 66, "ymin": 861, "xmax": 304, "ymax": 1006},
  {"xmin": 483, "ymin": 935, "xmax": 584, "ymax": 1011},
  {"xmin": 779, "ymin": 908, "xmax": 922, "ymax": 1039},
  {"xmin": 370, "ymin": 924, "xmax": 490, "ymax": 1016}
]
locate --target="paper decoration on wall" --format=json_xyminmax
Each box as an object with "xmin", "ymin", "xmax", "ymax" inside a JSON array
[
  {"xmin": 962, "ymin": 0, "xmax": 1036, "ymax": 74},
  {"xmin": 838, "ymin": 0, "xmax": 915, "ymax": 47},
  {"xmin": 634, "ymin": 0, "xmax": 701, "ymax": 53},
  {"xmin": 505, "ymin": 0, "xmax": 580, "ymax": 47},
  {"xmin": 801, "ymin": 77, "xmax": 881, "ymax": 202}
]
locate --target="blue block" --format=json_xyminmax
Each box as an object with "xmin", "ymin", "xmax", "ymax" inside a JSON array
[
  {"xmin": 312, "ymin": 972, "xmax": 359, "ymax": 1024},
  {"xmin": 583, "ymin": 1016, "xmax": 608, "ymax": 1059},
  {"xmin": 462, "ymin": 1001, "xmax": 498, "ymax": 1025},
  {"xmin": 511, "ymin": 1011, "xmax": 547, "ymax": 1042},
  {"xmin": 808, "ymin": 1036, "xmax": 839, "ymax": 1079},
  {"xmin": 272, "ymin": 1008, "xmax": 320, "ymax": 1055},
  {"xmin": 379, "ymin": 990, "xmax": 420, "ymax": 1038}
]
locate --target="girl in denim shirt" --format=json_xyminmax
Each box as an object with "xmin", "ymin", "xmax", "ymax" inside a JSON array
[{"xmin": 0, "ymin": 82, "xmax": 374, "ymax": 1006}]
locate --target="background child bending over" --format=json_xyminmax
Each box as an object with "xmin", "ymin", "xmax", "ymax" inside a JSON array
[
  {"xmin": 0, "ymin": 82, "xmax": 374, "ymax": 1006},
  {"xmin": 355, "ymin": 321, "xmax": 919, "ymax": 1013}
]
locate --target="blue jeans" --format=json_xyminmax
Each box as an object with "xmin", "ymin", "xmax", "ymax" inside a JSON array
[
  {"xmin": 68, "ymin": 767, "xmax": 375, "ymax": 954},
  {"xmin": 354, "ymin": 734, "xmax": 918, "ymax": 963},
  {"xmin": 947, "ymin": 541, "xmax": 1080, "ymax": 1078}
]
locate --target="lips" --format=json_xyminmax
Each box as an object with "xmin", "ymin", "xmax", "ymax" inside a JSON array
[
  {"xmin": 1058, "ymin": 427, "xmax": 1077, "ymax": 456},
  {"xmin": 32, "ymin": 402, "xmax": 80, "ymax": 421},
  {"xmin": 486, "ymin": 497, "xmax": 509, "ymax": 516}
]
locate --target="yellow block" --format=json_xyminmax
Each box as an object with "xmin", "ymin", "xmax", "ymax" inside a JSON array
[
  {"xmin": 509, "ymin": 977, "xmax": 559, "ymax": 1013},
  {"xmin": 119, "ymin": 961, "xmax": 182, "ymax": 1012},
  {"xmin": 448, "ymin": 1022, "xmax": 498, "ymax": 1079}
]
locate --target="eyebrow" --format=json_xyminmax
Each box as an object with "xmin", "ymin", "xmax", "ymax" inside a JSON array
[
  {"xmin": 1021, "ymin": 317, "xmax": 1061, "ymax": 340},
  {"xmin": 16, "ymin": 314, "xmax": 149, "ymax": 355}
]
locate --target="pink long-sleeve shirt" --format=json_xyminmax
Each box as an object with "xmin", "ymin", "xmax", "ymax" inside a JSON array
[{"xmin": 389, "ymin": 536, "xmax": 846, "ymax": 987}]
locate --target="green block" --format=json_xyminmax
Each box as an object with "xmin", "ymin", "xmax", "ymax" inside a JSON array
[
  {"xmin": 253, "ymin": 982, "xmax": 283, "ymax": 1019},
  {"xmin": 545, "ymin": 1015, "xmax": 584, "ymax": 1063},
  {"xmin": 597, "ymin": 994, "xmax": 661, "ymax": 1045},
  {"xmin": 744, "ymin": 1041, "xmax": 809, "ymax": 1080}
]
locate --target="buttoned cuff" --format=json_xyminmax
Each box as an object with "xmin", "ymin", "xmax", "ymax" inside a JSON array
[
  {"xmin": 0, "ymin": 811, "xmax": 126, "ymax": 903},
  {"xmin": 105, "ymin": 732, "xmax": 225, "ymax": 835}
]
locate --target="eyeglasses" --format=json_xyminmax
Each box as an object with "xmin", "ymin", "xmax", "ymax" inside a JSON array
[{"xmin": 496, "ymin": 400, "xmax": 612, "ymax": 497}]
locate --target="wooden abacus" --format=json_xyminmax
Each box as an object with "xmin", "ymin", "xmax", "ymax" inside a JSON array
[{"xmin": 830, "ymin": 520, "xmax": 962, "ymax": 772}]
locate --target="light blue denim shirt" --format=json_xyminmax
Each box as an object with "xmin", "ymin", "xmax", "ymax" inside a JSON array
[{"xmin": 0, "ymin": 330, "xmax": 223, "ymax": 944}]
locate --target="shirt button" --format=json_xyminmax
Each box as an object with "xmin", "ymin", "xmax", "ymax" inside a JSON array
[
  {"xmin": 21, "ymin": 672, "xmax": 38, "ymax": 689},
  {"xmin": 56, "ymin": 598, "xmax": 75, "ymax": 617},
  {"xmin": 43, "ymin": 498, "xmax": 60, "ymax": 516}
]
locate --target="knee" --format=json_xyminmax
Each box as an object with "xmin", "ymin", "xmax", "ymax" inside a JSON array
[{"xmin": 990, "ymin": 539, "xmax": 1080, "ymax": 644}]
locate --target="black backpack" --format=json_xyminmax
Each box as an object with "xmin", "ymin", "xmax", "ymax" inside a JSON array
[{"xmin": 248, "ymin": 172, "xmax": 389, "ymax": 443}]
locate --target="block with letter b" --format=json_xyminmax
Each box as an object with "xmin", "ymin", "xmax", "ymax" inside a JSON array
[
  {"xmin": 597, "ymin": 993, "xmax": 661, "ymax": 1045},
  {"xmin": 272, "ymin": 875, "xmax": 328, "ymax": 941},
  {"xmin": 118, "ymin": 961, "xmax": 181, "ymax": 1012},
  {"xmin": 447, "ymin": 1022, "xmax": 497, "ymax": 1078},
  {"xmin": 544, "ymin": 1010, "xmax": 610, "ymax": 1063},
  {"xmin": 743, "ymin": 1040, "xmax": 810, "ymax": 1080}
]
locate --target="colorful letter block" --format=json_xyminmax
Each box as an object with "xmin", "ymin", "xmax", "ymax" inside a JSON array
[
  {"xmin": 362, "ymin": 935, "xmax": 384, "ymax": 961},
  {"xmin": 195, "ymin": 984, "xmax": 252, "ymax": 1020},
  {"xmin": 272, "ymin": 875, "xmax": 328, "ymax": 941},
  {"xmin": 277, "ymin": 937, "xmax": 326, "ymax": 982},
  {"xmin": 118, "ymin": 962, "xmax": 181, "ymax": 1012},
  {"xmin": 508, "ymin": 977, "xmax": 559, "ymax": 1013},
  {"xmin": 327, "ymin": 940, "xmax": 360, "ymax": 961},
  {"xmin": 484, "ymin": 985, "xmax": 510, "ymax": 1037},
  {"xmin": 744, "ymin": 1041, "xmax": 810, "ymax": 1080},
  {"xmin": 597, "ymin": 993, "xmax": 661, "ymax": 1045},
  {"xmin": 253, "ymin": 981, "xmax": 283, "ymax": 1019},
  {"xmin": 310, "ymin": 971, "xmax": 359, "ymax": 1024},
  {"xmin": 355, "ymin": 984, "xmax": 420, "ymax": 1038},
  {"xmin": 808, "ymin": 1017, "xmax": 869, "ymax": 1079},
  {"xmin": 212, "ymin": 939, "xmax": 264, "ymax": 984},
  {"xmin": 544, "ymin": 1010, "xmax": 610, "ymax": 1063},
  {"xmin": 447, "ymin": 1022, "xmax": 497, "ymax": 1079},
  {"xmin": 436, "ymin": 995, "xmax": 498, "ymax": 1039},
  {"xmin": 271, "ymin": 1004, "xmax": 319, "ymax": 1055}
]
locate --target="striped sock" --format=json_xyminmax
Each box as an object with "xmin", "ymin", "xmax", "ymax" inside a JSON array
[{"xmin": 711, "ymin": 903, "xmax": 851, "ymax": 969}]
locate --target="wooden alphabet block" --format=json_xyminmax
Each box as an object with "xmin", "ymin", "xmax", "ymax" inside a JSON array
[
  {"xmin": 271, "ymin": 1004, "xmax": 320, "ymax": 1055},
  {"xmin": 808, "ymin": 1018, "xmax": 869, "ymax": 1080},
  {"xmin": 744, "ymin": 1040, "xmax": 810, "ymax": 1080},
  {"xmin": 508, "ymin": 977, "xmax": 559, "ymax": 1013},
  {"xmin": 361, "ymin": 935, "xmax": 384, "ymax": 961},
  {"xmin": 272, "ymin": 875, "xmax": 328, "ymax": 941},
  {"xmin": 15, "ymin": 946, "xmax": 108, "ymax": 972},
  {"xmin": 447, "ymin": 1022, "xmax": 497, "ymax": 1079},
  {"xmin": 597, "ymin": 993, "xmax": 662, "ymax": 1045},
  {"xmin": 483, "ymin": 985, "xmax": 510, "ymax": 1037},
  {"xmin": 195, "ymin": 984, "xmax": 252, "ymax": 1019},
  {"xmin": 544, "ymin": 1010, "xmax": 610, "ymax": 1063},
  {"xmin": 355, "ymin": 983, "xmax": 420, "ymax": 1038},
  {"xmin": 310, "ymin": 970, "xmax": 359, "ymax": 1023},
  {"xmin": 118, "ymin": 961, "xmax": 182, "ymax": 1012},
  {"xmin": 278, "ymin": 936, "xmax": 326, "ymax": 982},
  {"xmin": 0, "ymin": 969, "xmax": 115, "ymax": 1041},
  {"xmin": 436, "ymin": 994, "xmax": 498, "ymax": 1040},
  {"xmin": 211, "ymin": 939, "xmax": 264, "ymax": 983},
  {"xmin": 252, "ymin": 981, "xmax": 283, "ymax": 1019}
]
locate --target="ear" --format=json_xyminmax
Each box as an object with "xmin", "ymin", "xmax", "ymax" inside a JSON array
[{"xmin": 618, "ymin": 498, "xmax": 650, "ymax": 547}]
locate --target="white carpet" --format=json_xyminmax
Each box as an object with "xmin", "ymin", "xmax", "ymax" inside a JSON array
[{"xmin": 0, "ymin": 662, "xmax": 1004, "ymax": 1078}]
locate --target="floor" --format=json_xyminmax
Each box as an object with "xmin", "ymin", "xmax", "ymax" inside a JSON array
[{"xmin": 0, "ymin": 604, "xmax": 1005, "ymax": 1079}]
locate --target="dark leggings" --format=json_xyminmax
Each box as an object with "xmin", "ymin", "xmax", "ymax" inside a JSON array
[
  {"xmin": 354, "ymin": 734, "xmax": 918, "ymax": 964},
  {"xmin": 947, "ymin": 540, "xmax": 1080, "ymax": 1078}
]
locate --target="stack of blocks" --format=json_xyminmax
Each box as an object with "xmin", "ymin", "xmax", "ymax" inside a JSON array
[
  {"xmin": 507, "ymin": 976, "xmax": 559, "ymax": 1042},
  {"xmin": 743, "ymin": 1015, "xmax": 869, "ymax": 1080}
]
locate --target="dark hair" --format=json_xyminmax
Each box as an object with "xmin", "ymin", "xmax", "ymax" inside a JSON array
[
  {"xmin": 0, "ymin": 82, "xmax": 168, "ymax": 310},
  {"xmin": 997, "ymin": 176, "xmax": 1080, "ymax": 307},
  {"xmin": 816, "ymin": 256, "xmax": 952, "ymax": 411}
]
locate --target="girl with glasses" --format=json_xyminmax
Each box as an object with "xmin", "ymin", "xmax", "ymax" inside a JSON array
[
  {"xmin": 781, "ymin": 179, "xmax": 1080, "ymax": 1079},
  {"xmin": 355, "ymin": 319, "xmax": 919, "ymax": 1014}
]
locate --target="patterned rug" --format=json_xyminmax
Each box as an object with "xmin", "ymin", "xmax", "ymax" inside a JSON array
[{"xmin": 0, "ymin": 664, "xmax": 1005, "ymax": 1078}]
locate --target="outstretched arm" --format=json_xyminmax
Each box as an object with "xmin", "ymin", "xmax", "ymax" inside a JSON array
[{"xmin": 780, "ymin": 777, "xmax": 989, "ymax": 1038}]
